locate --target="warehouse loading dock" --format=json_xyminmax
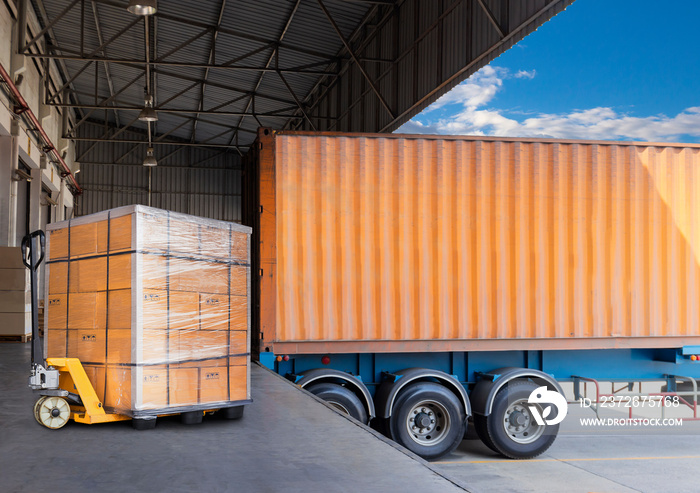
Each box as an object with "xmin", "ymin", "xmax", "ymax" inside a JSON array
[{"xmin": 0, "ymin": 343, "xmax": 468, "ymax": 493}]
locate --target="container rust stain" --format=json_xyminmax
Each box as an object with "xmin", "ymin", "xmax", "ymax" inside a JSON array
[{"xmin": 249, "ymin": 129, "xmax": 700, "ymax": 354}]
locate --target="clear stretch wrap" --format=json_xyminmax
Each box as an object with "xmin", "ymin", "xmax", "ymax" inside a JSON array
[{"xmin": 44, "ymin": 205, "xmax": 252, "ymax": 417}]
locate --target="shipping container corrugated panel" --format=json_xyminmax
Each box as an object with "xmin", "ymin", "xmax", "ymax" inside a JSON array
[{"xmin": 253, "ymin": 130, "xmax": 700, "ymax": 354}]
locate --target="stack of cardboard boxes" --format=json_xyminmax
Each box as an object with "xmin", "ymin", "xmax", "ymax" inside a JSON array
[
  {"xmin": 44, "ymin": 205, "xmax": 251, "ymax": 416},
  {"xmin": 0, "ymin": 247, "xmax": 30, "ymax": 341}
]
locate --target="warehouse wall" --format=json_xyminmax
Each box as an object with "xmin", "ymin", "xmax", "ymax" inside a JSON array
[
  {"xmin": 76, "ymin": 122, "xmax": 242, "ymax": 222},
  {"xmin": 0, "ymin": 0, "xmax": 80, "ymax": 337}
]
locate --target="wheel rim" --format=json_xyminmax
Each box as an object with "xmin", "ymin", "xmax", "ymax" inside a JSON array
[
  {"xmin": 326, "ymin": 400, "xmax": 351, "ymax": 415},
  {"xmin": 37, "ymin": 397, "xmax": 70, "ymax": 429},
  {"xmin": 404, "ymin": 399, "xmax": 451, "ymax": 447},
  {"xmin": 502, "ymin": 399, "xmax": 545, "ymax": 444}
]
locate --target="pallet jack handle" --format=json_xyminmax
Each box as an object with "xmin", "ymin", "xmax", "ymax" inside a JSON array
[{"xmin": 21, "ymin": 230, "xmax": 45, "ymax": 368}]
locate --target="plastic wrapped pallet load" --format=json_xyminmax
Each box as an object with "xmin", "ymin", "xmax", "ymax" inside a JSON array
[{"xmin": 44, "ymin": 205, "xmax": 252, "ymax": 417}]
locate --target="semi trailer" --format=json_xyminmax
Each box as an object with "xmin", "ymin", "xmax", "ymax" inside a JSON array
[{"xmin": 243, "ymin": 128, "xmax": 700, "ymax": 460}]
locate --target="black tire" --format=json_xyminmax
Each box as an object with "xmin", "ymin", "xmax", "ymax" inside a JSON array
[
  {"xmin": 485, "ymin": 380, "xmax": 558, "ymax": 459},
  {"xmin": 306, "ymin": 383, "xmax": 368, "ymax": 424},
  {"xmin": 180, "ymin": 411, "xmax": 203, "ymax": 425},
  {"xmin": 389, "ymin": 382, "xmax": 465, "ymax": 461},
  {"xmin": 473, "ymin": 414, "xmax": 499, "ymax": 453},
  {"xmin": 132, "ymin": 417, "xmax": 157, "ymax": 430},
  {"xmin": 222, "ymin": 405, "xmax": 245, "ymax": 420}
]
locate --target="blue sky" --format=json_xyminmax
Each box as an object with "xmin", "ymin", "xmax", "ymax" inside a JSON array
[{"xmin": 397, "ymin": 0, "xmax": 700, "ymax": 143}]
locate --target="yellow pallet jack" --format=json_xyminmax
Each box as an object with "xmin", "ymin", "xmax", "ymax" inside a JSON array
[{"xmin": 24, "ymin": 231, "xmax": 130, "ymax": 429}]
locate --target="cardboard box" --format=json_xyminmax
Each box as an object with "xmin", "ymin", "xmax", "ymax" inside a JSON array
[
  {"xmin": 169, "ymin": 291, "xmax": 200, "ymax": 331},
  {"xmin": 169, "ymin": 368, "xmax": 199, "ymax": 407},
  {"xmin": 175, "ymin": 329, "xmax": 227, "ymax": 362},
  {"xmin": 200, "ymin": 366, "xmax": 228, "ymax": 403},
  {"xmin": 67, "ymin": 329, "xmax": 107, "ymax": 364},
  {"xmin": 0, "ymin": 290, "xmax": 29, "ymax": 313},
  {"xmin": 47, "ymin": 294, "xmax": 67, "ymax": 329},
  {"xmin": 0, "ymin": 268, "xmax": 27, "ymax": 291},
  {"xmin": 170, "ymin": 259, "xmax": 229, "ymax": 294},
  {"xmin": 228, "ymin": 362, "xmax": 248, "ymax": 402},
  {"xmin": 109, "ymin": 215, "xmax": 133, "ymax": 252},
  {"xmin": 69, "ymin": 220, "xmax": 108, "ymax": 258},
  {"xmin": 140, "ymin": 255, "xmax": 167, "ymax": 290},
  {"xmin": 0, "ymin": 247, "xmax": 25, "ymax": 269},
  {"xmin": 106, "ymin": 328, "xmax": 132, "ymax": 364},
  {"xmin": 169, "ymin": 219, "xmax": 201, "ymax": 255},
  {"xmin": 229, "ymin": 330, "xmax": 247, "ymax": 355},
  {"xmin": 48, "ymin": 262, "xmax": 68, "ymax": 294},
  {"xmin": 231, "ymin": 231, "xmax": 249, "ymax": 261},
  {"xmin": 67, "ymin": 292, "xmax": 107, "ymax": 329},
  {"xmin": 107, "ymin": 289, "xmax": 131, "ymax": 330},
  {"xmin": 46, "ymin": 328, "xmax": 67, "ymax": 357},
  {"xmin": 48, "ymin": 228, "xmax": 69, "ymax": 260},
  {"xmin": 229, "ymin": 295, "xmax": 248, "ymax": 331},
  {"xmin": 0, "ymin": 312, "xmax": 30, "ymax": 336},
  {"xmin": 230, "ymin": 266, "xmax": 247, "ymax": 296},
  {"xmin": 199, "ymin": 224, "xmax": 230, "ymax": 259},
  {"xmin": 142, "ymin": 289, "xmax": 168, "ymax": 329},
  {"xmin": 69, "ymin": 257, "xmax": 107, "ymax": 293},
  {"xmin": 200, "ymin": 293, "xmax": 229, "ymax": 331},
  {"xmin": 108, "ymin": 254, "xmax": 132, "ymax": 291}
]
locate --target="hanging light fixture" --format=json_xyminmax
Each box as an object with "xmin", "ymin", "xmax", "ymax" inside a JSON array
[
  {"xmin": 143, "ymin": 147, "xmax": 157, "ymax": 167},
  {"xmin": 138, "ymin": 94, "xmax": 158, "ymax": 122},
  {"xmin": 127, "ymin": 0, "xmax": 157, "ymax": 16}
]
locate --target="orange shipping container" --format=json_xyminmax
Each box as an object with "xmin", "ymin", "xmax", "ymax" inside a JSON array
[{"xmin": 246, "ymin": 129, "xmax": 700, "ymax": 355}]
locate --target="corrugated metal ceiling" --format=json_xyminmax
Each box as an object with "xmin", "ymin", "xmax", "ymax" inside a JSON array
[{"xmin": 24, "ymin": 0, "xmax": 575, "ymax": 163}]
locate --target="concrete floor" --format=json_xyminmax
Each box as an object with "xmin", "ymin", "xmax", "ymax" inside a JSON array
[
  {"xmin": 0, "ymin": 343, "xmax": 466, "ymax": 493},
  {"xmin": 3, "ymin": 342, "xmax": 700, "ymax": 493},
  {"xmin": 436, "ymin": 397, "xmax": 700, "ymax": 493}
]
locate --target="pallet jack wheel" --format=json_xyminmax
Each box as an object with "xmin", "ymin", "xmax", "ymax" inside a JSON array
[
  {"xmin": 33, "ymin": 396, "xmax": 47, "ymax": 423},
  {"xmin": 35, "ymin": 396, "xmax": 70, "ymax": 429},
  {"xmin": 180, "ymin": 411, "xmax": 203, "ymax": 425},
  {"xmin": 221, "ymin": 406, "xmax": 244, "ymax": 420}
]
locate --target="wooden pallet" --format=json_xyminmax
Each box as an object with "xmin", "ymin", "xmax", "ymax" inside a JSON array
[{"xmin": 0, "ymin": 334, "xmax": 32, "ymax": 343}]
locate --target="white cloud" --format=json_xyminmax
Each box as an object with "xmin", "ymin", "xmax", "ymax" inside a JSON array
[
  {"xmin": 514, "ymin": 69, "xmax": 536, "ymax": 79},
  {"xmin": 398, "ymin": 66, "xmax": 700, "ymax": 142}
]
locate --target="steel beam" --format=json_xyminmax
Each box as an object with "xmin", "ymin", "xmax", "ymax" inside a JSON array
[
  {"xmin": 317, "ymin": 0, "xmax": 395, "ymax": 120},
  {"xmin": 70, "ymin": 138, "xmax": 239, "ymax": 148},
  {"xmin": 23, "ymin": 0, "xmax": 80, "ymax": 52},
  {"xmin": 49, "ymin": 102, "xmax": 333, "ymax": 119},
  {"xmin": 25, "ymin": 52, "xmax": 339, "ymax": 77},
  {"xmin": 192, "ymin": 0, "xmax": 227, "ymax": 144},
  {"xmin": 229, "ymin": 0, "xmax": 302, "ymax": 146},
  {"xmin": 476, "ymin": 0, "xmax": 506, "ymax": 38}
]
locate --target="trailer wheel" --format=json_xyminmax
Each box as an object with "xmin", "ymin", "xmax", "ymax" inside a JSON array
[
  {"xmin": 306, "ymin": 383, "xmax": 368, "ymax": 423},
  {"xmin": 485, "ymin": 381, "xmax": 558, "ymax": 459},
  {"xmin": 389, "ymin": 382, "xmax": 465, "ymax": 461},
  {"xmin": 35, "ymin": 396, "xmax": 70, "ymax": 429},
  {"xmin": 473, "ymin": 414, "xmax": 499, "ymax": 453}
]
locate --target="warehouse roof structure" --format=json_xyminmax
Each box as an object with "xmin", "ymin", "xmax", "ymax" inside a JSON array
[{"xmin": 21, "ymin": 0, "xmax": 573, "ymax": 158}]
